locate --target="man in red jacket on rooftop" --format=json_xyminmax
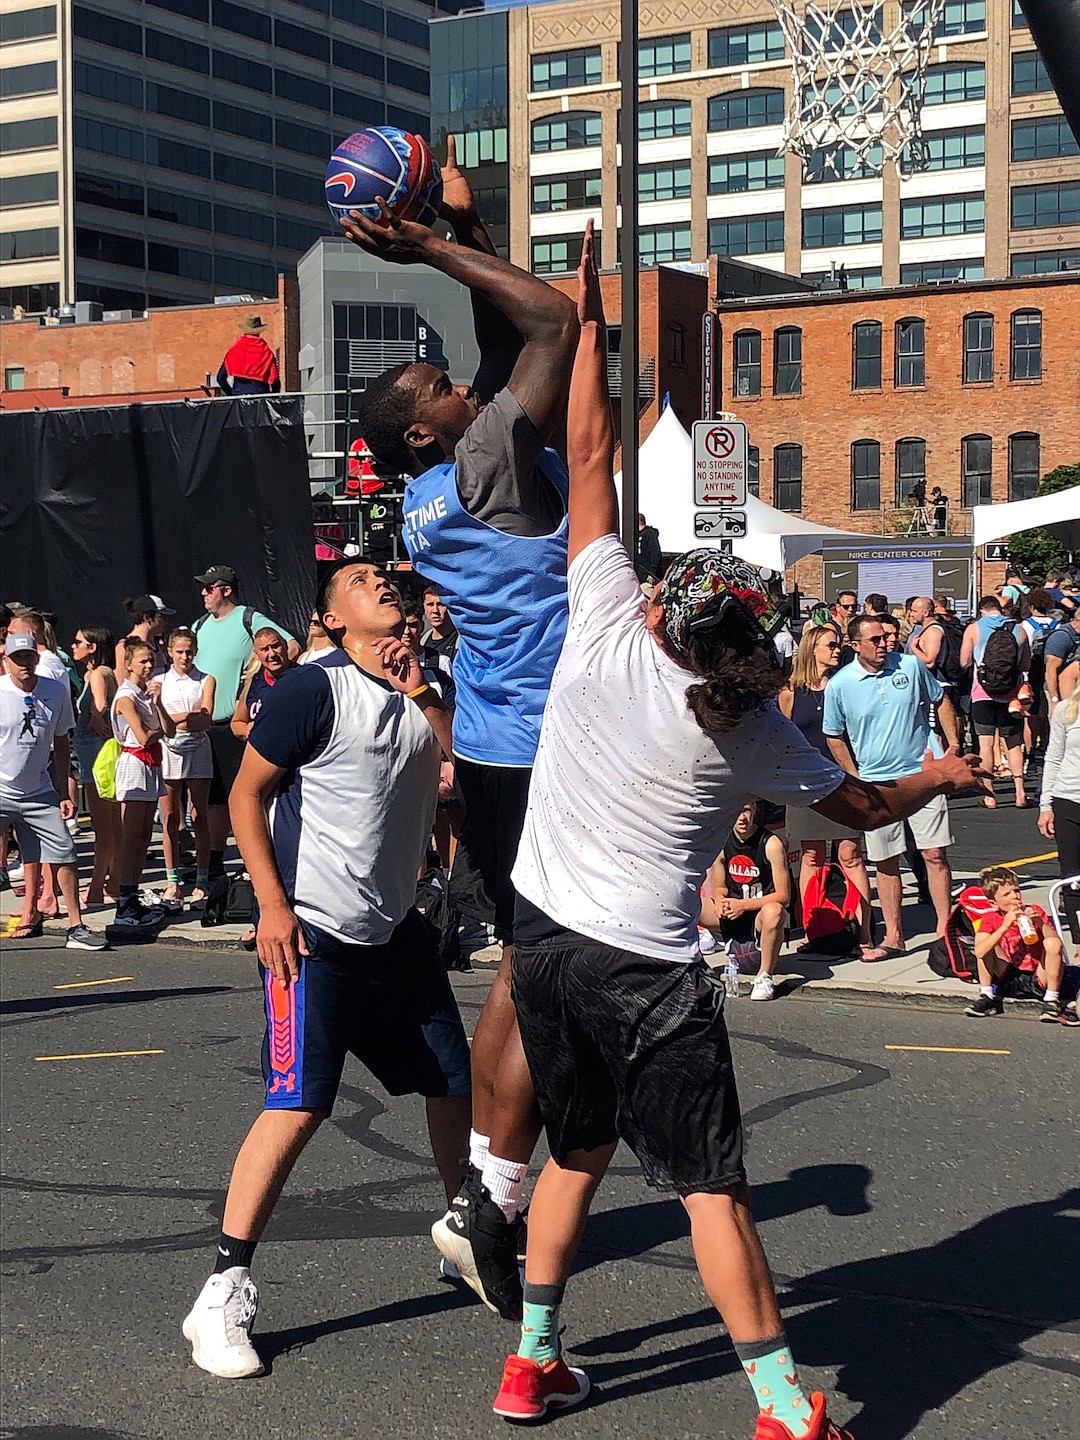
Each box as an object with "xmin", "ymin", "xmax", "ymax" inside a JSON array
[{"xmin": 216, "ymin": 316, "xmax": 281, "ymax": 396}]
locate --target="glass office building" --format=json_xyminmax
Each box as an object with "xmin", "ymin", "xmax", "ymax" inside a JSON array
[{"xmin": 1, "ymin": 0, "xmax": 464, "ymax": 312}]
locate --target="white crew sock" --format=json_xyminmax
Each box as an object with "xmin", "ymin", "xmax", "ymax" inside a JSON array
[
  {"xmin": 469, "ymin": 1129, "xmax": 490, "ymax": 1174},
  {"xmin": 482, "ymin": 1154, "xmax": 528, "ymax": 1222},
  {"xmin": 979, "ymin": 985, "xmax": 994, "ymax": 998},
  {"xmin": 1044, "ymin": 989, "xmax": 1060, "ymax": 1003}
]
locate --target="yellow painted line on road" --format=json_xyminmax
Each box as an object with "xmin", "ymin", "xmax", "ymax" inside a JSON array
[
  {"xmin": 34, "ymin": 1049, "xmax": 163, "ymax": 1062},
  {"xmin": 53, "ymin": 976, "xmax": 134, "ymax": 990},
  {"xmin": 999, "ymin": 850, "xmax": 1058, "ymax": 868},
  {"xmin": 885, "ymin": 1045, "xmax": 1010, "ymax": 1055}
]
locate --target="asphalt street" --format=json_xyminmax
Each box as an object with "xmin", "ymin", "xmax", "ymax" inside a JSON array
[{"xmin": 2, "ymin": 931, "xmax": 1077, "ymax": 1440}]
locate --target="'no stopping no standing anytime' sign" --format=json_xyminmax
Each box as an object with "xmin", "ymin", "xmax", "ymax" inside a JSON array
[{"xmin": 693, "ymin": 420, "xmax": 748, "ymax": 506}]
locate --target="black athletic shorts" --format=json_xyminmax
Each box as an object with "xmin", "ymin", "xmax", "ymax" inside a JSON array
[
  {"xmin": 208, "ymin": 721, "xmax": 245, "ymax": 806},
  {"xmin": 259, "ymin": 908, "xmax": 472, "ymax": 1114},
  {"xmin": 449, "ymin": 756, "xmax": 532, "ymax": 943},
  {"xmin": 511, "ymin": 903, "xmax": 746, "ymax": 1195},
  {"xmin": 970, "ymin": 699, "xmax": 1023, "ymax": 740}
]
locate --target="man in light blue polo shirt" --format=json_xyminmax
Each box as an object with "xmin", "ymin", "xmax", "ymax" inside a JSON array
[{"xmin": 823, "ymin": 612, "xmax": 954, "ymax": 957}]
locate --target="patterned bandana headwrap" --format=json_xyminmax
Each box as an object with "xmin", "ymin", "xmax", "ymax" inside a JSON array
[{"xmin": 656, "ymin": 549, "xmax": 783, "ymax": 660}]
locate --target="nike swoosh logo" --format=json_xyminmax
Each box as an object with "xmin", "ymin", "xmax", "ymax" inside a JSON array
[
  {"xmin": 218, "ymin": 1246, "xmax": 230, "ymax": 1257},
  {"xmin": 938, "ymin": 568, "xmax": 961, "ymax": 576}
]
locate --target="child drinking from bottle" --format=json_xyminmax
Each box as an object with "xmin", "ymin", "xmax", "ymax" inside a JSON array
[{"xmin": 966, "ymin": 865, "xmax": 1078, "ymax": 1024}]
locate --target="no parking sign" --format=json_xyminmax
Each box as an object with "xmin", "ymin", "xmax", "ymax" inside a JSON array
[{"xmin": 693, "ymin": 420, "xmax": 748, "ymax": 505}]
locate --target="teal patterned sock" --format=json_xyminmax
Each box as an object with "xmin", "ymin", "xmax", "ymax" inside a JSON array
[
  {"xmin": 733, "ymin": 1333, "xmax": 814, "ymax": 1437},
  {"xmin": 517, "ymin": 1282, "xmax": 564, "ymax": 1366}
]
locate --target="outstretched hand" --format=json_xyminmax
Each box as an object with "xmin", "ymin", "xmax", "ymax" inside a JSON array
[
  {"xmin": 371, "ymin": 636, "xmax": 424, "ymax": 694},
  {"xmin": 438, "ymin": 133, "xmax": 477, "ymax": 225},
  {"xmin": 921, "ymin": 745, "xmax": 991, "ymax": 797},
  {"xmin": 339, "ymin": 198, "xmax": 435, "ymax": 265},
  {"xmin": 576, "ymin": 219, "xmax": 604, "ymax": 327}
]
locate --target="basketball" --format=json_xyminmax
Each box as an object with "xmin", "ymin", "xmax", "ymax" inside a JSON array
[{"xmin": 325, "ymin": 127, "xmax": 443, "ymax": 228}]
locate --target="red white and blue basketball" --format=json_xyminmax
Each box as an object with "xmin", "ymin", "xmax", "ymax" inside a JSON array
[{"xmin": 325, "ymin": 127, "xmax": 443, "ymax": 228}]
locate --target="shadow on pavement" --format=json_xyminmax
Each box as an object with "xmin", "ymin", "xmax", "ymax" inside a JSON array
[
  {"xmin": 256, "ymin": 1284, "xmax": 478, "ymax": 1370},
  {"xmin": 0, "ymin": 985, "xmax": 232, "ymax": 1017}
]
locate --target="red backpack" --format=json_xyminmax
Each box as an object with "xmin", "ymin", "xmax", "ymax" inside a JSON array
[
  {"xmin": 802, "ymin": 863, "xmax": 861, "ymax": 956},
  {"xmin": 926, "ymin": 885, "xmax": 994, "ymax": 983}
]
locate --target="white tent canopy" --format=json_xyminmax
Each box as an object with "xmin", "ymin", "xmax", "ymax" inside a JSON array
[
  {"xmin": 972, "ymin": 485, "xmax": 1080, "ymax": 551},
  {"xmin": 622, "ymin": 405, "xmax": 872, "ymax": 572}
]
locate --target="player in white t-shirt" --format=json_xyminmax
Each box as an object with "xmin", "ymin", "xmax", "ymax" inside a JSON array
[{"xmin": 493, "ymin": 225, "xmax": 987, "ymax": 1435}]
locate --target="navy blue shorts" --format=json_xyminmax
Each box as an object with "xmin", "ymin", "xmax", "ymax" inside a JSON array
[{"xmin": 259, "ymin": 908, "xmax": 472, "ymax": 1113}]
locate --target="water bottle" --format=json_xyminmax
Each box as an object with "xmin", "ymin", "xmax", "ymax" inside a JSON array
[
  {"xmin": 1017, "ymin": 913, "xmax": 1038, "ymax": 946},
  {"xmin": 723, "ymin": 958, "xmax": 740, "ymax": 999}
]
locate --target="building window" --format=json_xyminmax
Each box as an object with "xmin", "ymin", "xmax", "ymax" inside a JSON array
[
  {"xmin": 639, "ymin": 33, "xmax": 691, "ymax": 78},
  {"xmin": 532, "ymin": 236, "xmax": 579, "ymax": 275},
  {"xmin": 1011, "ymin": 117, "xmax": 1080, "ymax": 163},
  {"xmin": 710, "ymin": 215, "xmax": 784, "ymax": 254},
  {"xmin": 0, "ymin": 172, "xmax": 58, "ymax": 208},
  {"xmin": 806, "ymin": 9, "xmax": 883, "ymax": 48},
  {"xmin": 900, "ymin": 260, "xmax": 983, "ymax": 283},
  {"xmin": 803, "ymin": 205, "xmax": 883, "ymax": 248},
  {"xmin": 147, "ymin": 82, "xmax": 211, "ymax": 127},
  {"xmin": 1, "ymin": 7, "xmax": 56, "ymax": 42},
  {"xmin": 852, "ymin": 321, "xmax": 882, "ymax": 389},
  {"xmin": 639, "ymin": 225, "xmax": 692, "ymax": 266},
  {"xmin": 531, "ymin": 112, "xmax": 601, "ymax": 153},
  {"xmin": 1010, "ymin": 309, "xmax": 1042, "ymax": 380},
  {"xmin": 709, "ymin": 151, "xmax": 785, "ymax": 193},
  {"xmin": 146, "ymin": 29, "xmax": 209, "ymax": 73},
  {"xmin": 0, "ymin": 62, "xmax": 57, "ymax": 98},
  {"xmin": 531, "ymin": 173, "xmax": 602, "ymax": 213},
  {"xmin": 1011, "ymin": 51, "xmax": 1052, "ymax": 95},
  {"xmin": 214, "ymin": 150, "xmax": 268, "ymax": 190},
  {"xmin": 1011, "ymin": 182, "xmax": 1080, "ymax": 230},
  {"xmin": 905, "ymin": 0, "xmax": 986, "ymax": 37},
  {"xmin": 924, "ymin": 62, "xmax": 985, "ymax": 104},
  {"xmin": 709, "ymin": 22, "xmax": 784, "ymax": 68},
  {"xmin": 774, "ymin": 327, "xmax": 802, "ymax": 395},
  {"xmin": 895, "ymin": 317, "xmax": 926, "ymax": 386},
  {"xmin": 669, "ymin": 323, "xmax": 687, "ymax": 366},
  {"xmin": 804, "ymin": 266, "xmax": 883, "ymax": 288},
  {"xmin": 74, "ymin": 228, "xmax": 144, "ymax": 267},
  {"xmin": 1010, "ymin": 248, "xmax": 1080, "ymax": 275},
  {"xmin": 0, "ymin": 116, "xmax": 58, "ymax": 153},
  {"xmin": 1009, "ymin": 433, "xmax": 1040, "ymax": 501},
  {"xmin": 531, "ymin": 47, "xmax": 602, "ymax": 91},
  {"xmin": 276, "ymin": 120, "xmax": 333, "ymax": 160},
  {"xmin": 1013, "ymin": 0, "xmax": 1027, "ymax": 24},
  {"xmin": 148, "ymin": 187, "xmax": 210, "ymax": 229},
  {"xmin": 774, "ymin": 444, "xmax": 803, "ymax": 510},
  {"xmin": 334, "ymin": 40, "xmax": 383, "ymax": 81},
  {"xmin": 277, "ymin": 70, "xmax": 330, "ymax": 111},
  {"xmin": 708, "ymin": 89, "xmax": 785, "ymax": 131},
  {"xmin": 639, "ymin": 162, "xmax": 692, "ymax": 203},
  {"xmin": 638, "ymin": 101, "xmax": 691, "ymax": 140},
  {"xmin": 214, "ymin": 204, "xmax": 274, "ymax": 245},
  {"xmin": 734, "ymin": 329, "xmax": 761, "ymax": 397},
  {"xmin": 78, "ymin": 173, "xmax": 144, "ymax": 216},
  {"xmin": 962, "ymin": 434, "xmax": 992, "ymax": 506},
  {"xmin": 852, "ymin": 440, "xmax": 881, "ymax": 510},
  {"xmin": 901, "ymin": 127, "xmax": 985, "ymax": 171},
  {"xmin": 214, "ymin": 101, "xmax": 273, "ymax": 145},
  {"xmin": 963, "ymin": 313, "xmax": 994, "ymax": 382},
  {"xmin": 451, "ymin": 129, "xmax": 508, "ymax": 168},
  {"xmin": 748, "ymin": 445, "xmax": 761, "ymax": 496},
  {"xmin": 804, "ymin": 143, "xmax": 882, "ymax": 181},
  {"xmin": 74, "ymin": 61, "xmax": 143, "ymax": 107},
  {"xmin": 218, "ymin": 0, "xmax": 270, "ymax": 41},
  {"xmin": 73, "ymin": 5, "xmax": 142, "ymax": 53},
  {"xmin": 901, "ymin": 195, "xmax": 984, "ymax": 238},
  {"xmin": 4, "ymin": 366, "xmax": 26, "ymax": 391},
  {"xmin": 276, "ymin": 17, "xmax": 328, "ymax": 58},
  {"xmin": 73, "ymin": 118, "xmax": 144, "ymax": 162},
  {"xmin": 896, "ymin": 437, "xmax": 926, "ymax": 504}
]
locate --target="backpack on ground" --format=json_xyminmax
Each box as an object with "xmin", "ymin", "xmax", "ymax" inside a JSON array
[
  {"xmin": 802, "ymin": 862, "xmax": 861, "ymax": 956},
  {"xmin": 977, "ymin": 625, "xmax": 1021, "ymax": 698},
  {"xmin": 926, "ymin": 884, "xmax": 994, "ymax": 983},
  {"xmin": 415, "ymin": 861, "xmax": 466, "ymax": 971},
  {"xmin": 200, "ymin": 872, "xmax": 255, "ymax": 928},
  {"xmin": 930, "ymin": 616, "xmax": 969, "ymax": 691}
]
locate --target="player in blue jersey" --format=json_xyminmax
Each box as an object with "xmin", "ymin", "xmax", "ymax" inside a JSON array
[
  {"xmin": 181, "ymin": 558, "xmax": 472, "ymax": 1380},
  {"xmin": 341, "ymin": 140, "xmax": 578, "ymax": 1321}
]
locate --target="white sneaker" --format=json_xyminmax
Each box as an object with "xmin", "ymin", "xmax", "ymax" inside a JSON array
[
  {"xmin": 182, "ymin": 1268, "xmax": 264, "ymax": 1378},
  {"xmin": 750, "ymin": 973, "xmax": 775, "ymax": 1002}
]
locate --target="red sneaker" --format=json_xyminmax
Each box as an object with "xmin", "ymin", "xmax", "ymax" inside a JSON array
[
  {"xmin": 492, "ymin": 1353, "xmax": 590, "ymax": 1421},
  {"xmin": 752, "ymin": 1391, "xmax": 855, "ymax": 1440}
]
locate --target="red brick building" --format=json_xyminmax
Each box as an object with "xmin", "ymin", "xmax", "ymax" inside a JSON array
[{"xmin": 0, "ymin": 275, "xmax": 299, "ymax": 409}]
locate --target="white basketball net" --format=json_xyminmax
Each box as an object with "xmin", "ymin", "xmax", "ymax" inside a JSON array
[{"xmin": 769, "ymin": 0, "xmax": 948, "ymax": 175}]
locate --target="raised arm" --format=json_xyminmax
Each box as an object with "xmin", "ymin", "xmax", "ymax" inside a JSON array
[
  {"xmin": 340, "ymin": 203, "xmax": 578, "ymax": 441},
  {"xmin": 566, "ymin": 221, "xmax": 618, "ymax": 566}
]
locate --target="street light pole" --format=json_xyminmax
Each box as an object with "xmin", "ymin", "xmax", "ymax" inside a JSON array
[{"xmin": 618, "ymin": 0, "xmax": 638, "ymax": 559}]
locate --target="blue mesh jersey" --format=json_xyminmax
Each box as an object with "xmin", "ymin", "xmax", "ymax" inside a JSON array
[{"xmin": 402, "ymin": 452, "xmax": 569, "ymax": 768}]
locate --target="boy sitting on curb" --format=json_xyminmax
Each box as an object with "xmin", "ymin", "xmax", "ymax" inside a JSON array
[{"xmin": 966, "ymin": 865, "xmax": 1079, "ymax": 1024}]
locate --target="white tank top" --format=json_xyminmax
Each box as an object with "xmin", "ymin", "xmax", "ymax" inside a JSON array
[
  {"xmin": 111, "ymin": 680, "xmax": 156, "ymax": 748},
  {"xmin": 160, "ymin": 666, "xmax": 208, "ymax": 751}
]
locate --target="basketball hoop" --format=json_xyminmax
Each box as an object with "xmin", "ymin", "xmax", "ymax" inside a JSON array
[{"xmin": 767, "ymin": 0, "xmax": 948, "ymax": 175}]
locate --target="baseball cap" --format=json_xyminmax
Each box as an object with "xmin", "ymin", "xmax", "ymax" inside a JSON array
[
  {"xmin": 656, "ymin": 549, "xmax": 784, "ymax": 660},
  {"xmin": 130, "ymin": 593, "xmax": 176, "ymax": 616},
  {"xmin": 194, "ymin": 565, "xmax": 238, "ymax": 588},
  {"xmin": 5, "ymin": 633, "xmax": 38, "ymax": 658}
]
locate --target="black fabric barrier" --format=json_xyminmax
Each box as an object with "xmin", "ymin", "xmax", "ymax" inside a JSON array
[{"xmin": 0, "ymin": 396, "xmax": 315, "ymax": 642}]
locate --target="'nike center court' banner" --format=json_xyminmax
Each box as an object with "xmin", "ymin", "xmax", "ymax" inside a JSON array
[{"xmin": 821, "ymin": 541, "xmax": 973, "ymax": 615}]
